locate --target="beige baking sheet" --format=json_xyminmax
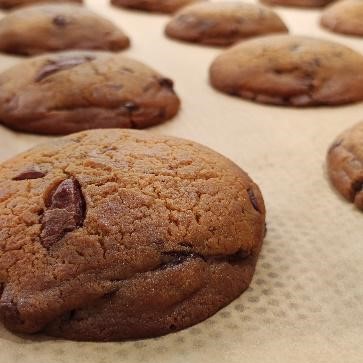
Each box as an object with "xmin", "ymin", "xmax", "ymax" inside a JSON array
[{"xmin": 0, "ymin": 0, "xmax": 363, "ymax": 362}]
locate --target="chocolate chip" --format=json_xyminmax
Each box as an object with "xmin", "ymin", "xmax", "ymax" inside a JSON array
[
  {"xmin": 227, "ymin": 249, "xmax": 250, "ymax": 263},
  {"xmin": 52, "ymin": 15, "xmax": 70, "ymax": 27},
  {"xmin": 0, "ymin": 301, "xmax": 22, "ymax": 326},
  {"xmin": 160, "ymin": 252, "xmax": 202, "ymax": 269},
  {"xmin": 352, "ymin": 179, "xmax": 363, "ymax": 193},
  {"xmin": 159, "ymin": 78, "xmax": 174, "ymax": 89},
  {"xmin": 247, "ymin": 188, "xmax": 261, "ymax": 212},
  {"xmin": 41, "ymin": 178, "xmax": 85, "ymax": 248},
  {"xmin": 35, "ymin": 55, "xmax": 96, "ymax": 82},
  {"xmin": 123, "ymin": 101, "xmax": 139, "ymax": 112},
  {"xmin": 12, "ymin": 168, "xmax": 46, "ymax": 181}
]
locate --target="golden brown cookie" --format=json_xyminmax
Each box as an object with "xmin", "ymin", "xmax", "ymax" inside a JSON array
[
  {"xmin": 260, "ymin": 0, "xmax": 333, "ymax": 7},
  {"xmin": 0, "ymin": 129, "xmax": 266, "ymax": 341},
  {"xmin": 165, "ymin": 1, "xmax": 288, "ymax": 46},
  {"xmin": 327, "ymin": 121, "xmax": 363, "ymax": 210},
  {"xmin": 0, "ymin": 0, "xmax": 82, "ymax": 9},
  {"xmin": 321, "ymin": 0, "xmax": 363, "ymax": 37},
  {"xmin": 209, "ymin": 35, "xmax": 363, "ymax": 107},
  {"xmin": 0, "ymin": 4, "xmax": 130, "ymax": 56},
  {"xmin": 111, "ymin": 0, "xmax": 203, "ymax": 14},
  {"xmin": 0, "ymin": 51, "xmax": 180, "ymax": 134}
]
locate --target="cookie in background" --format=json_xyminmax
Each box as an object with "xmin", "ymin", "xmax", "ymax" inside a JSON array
[
  {"xmin": 209, "ymin": 35, "xmax": 363, "ymax": 107},
  {"xmin": 0, "ymin": 4, "xmax": 130, "ymax": 55},
  {"xmin": 111, "ymin": 0, "xmax": 203, "ymax": 14},
  {"xmin": 0, "ymin": 0, "xmax": 82, "ymax": 10},
  {"xmin": 165, "ymin": 1, "xmax": 288, "ymax": 46},
  {"xmin": 327, "ymin": 121, "xmax": 363, "ymax": 211},
  {"xmin": 260, "ymin": 0, "xmax": 333, "ymax": 7},
  {"xmin": 321, "ymin": 0, "xmax": 363, "ymax": 37},
  {"xmin": 0, "ymin": 52, "xmax": 180, "ymax": 134}
]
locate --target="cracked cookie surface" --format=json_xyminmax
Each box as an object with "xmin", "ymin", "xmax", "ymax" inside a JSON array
[
  {"xmin": 165, "ymin": 1, "xmax": 288, "ymax": 46},
  {"xmin": 0, "ymin": 4, "xmax": 129, "ymax": 55},
  {"xmin": 0, "ymin": 51, "xmax": 180, "ymax": 134},
  {"xmin": 209, "ymin": 35, "xmax": 363, "ymax": 107},
  {"xmin": 111, "ymin": 0, "xmax": 202, "ymax": 14},
  {"xmin": 321, "ymin": 0, "xmax": 363, "ymax": 37},
  {"xmin": 327, "ymin": 121, "xmax": 363, "ymax": 210},
  {"xmin": 260, "ymin": 0, "xmax": 333, "ymax": 7},
  {"xmin": 0, "ymin": 129, "xmax": 266, "ymax": 341},
  {"xmin": 0, "ymin": 0, "xmax": 82, "ymax": 9}
]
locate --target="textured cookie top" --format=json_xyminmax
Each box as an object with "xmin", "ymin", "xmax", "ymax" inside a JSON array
[
  {"xmin": 321, "ymin": 0, "xmax": 363, "ymax": 37},
  {"xmin": 260, "ymin": 0, "xmax": 333, "ymax": 7},
  {"xmin": 209, "ymin": 35, "xmax": 363, "ymax": 106},
  {"xmin": 0, "ymin": 51, "xmax": 180, "ymax": 134},
  {"xmin": 0, "ymin": 129, "xmax": 265, "ymax": 334},
  {"xmin": 0, "ymin": 4, "xmax": 129, "ymax": 55},
  {"xmin": 111, "ymin": 0, "xmax": 203, "ymax": 14},
  {"xmin": 0, "ymin": 0, "xmax": 82, "ymax": 9},
  {"xmin": 327, "ymin": 121, "xmax": 363, "ymax": 209},
  {"xmin": 165, "ymin": 1, "xmax": 288, "ymax": 46}
]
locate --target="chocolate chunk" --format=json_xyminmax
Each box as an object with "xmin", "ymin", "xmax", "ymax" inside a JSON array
[
  {"xmin": 227, "ymin": 248, "xmax": 250, "ymax": 263},
  {"xmin": 41, "ymin": 178, "xmax": 85, "ymax": 248},
  {"xmin": 247, "ymin": 188, "xmax": 260, "ymax": 212},
  {"xmin": 35, "ymin": 55, "xmax": 95, "ymax": 82},
  {"xmin": 160, "ymin": 252, "xmax": 202, "ymax": 269},
  {"xmin": 123, "ymin": 101, "xmax": 139, "ymax": 112},
  {"xmin": 159, "ymin": 78, "xmax": 174, "ymax": 89},
  {"xmin": 0, "ymin": 301, "xmax": 22, "ymax": 326},
  {"xmin": 12, "ymin": 168, "xmax": 46, "ymax": 181},
  {"xmin": 53, "ymin": 15, "xmax": 70, "ymax": 27}
]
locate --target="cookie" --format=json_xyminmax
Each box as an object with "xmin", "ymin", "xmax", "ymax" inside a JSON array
[
  {"xmin": 260, "ymin": 0, "xmax": 333, "ymax": 7},
  {"xmin": 0, "ymin": 51, "xmax": 180, "ymax": 134},
  {"xmin": 0, "ymin": 0, "xmax": 82, "ymax": 10},
  {"xmin": 327, "ymin": 121, "xmax": 363, "ymax": 210},
  {"xmin": 209, "ymin": 35, "xmax": 363, "ymax": 107},
  {"xmin": 321, "ymin": 0, "xmax": 363, "ymax": 37},
  {"xmin": 0, "ymin": 129, "xmax": 266, "ymax": 341},
  {"xmin": 111, "ymin": 0, "xmax": 202, "ymax": 14},
  {"xmin": 165, "ymin": 1, "xmax": 288, "ymax": 46},
  {"xmin": 0, "ymin": 4, "xmax": 130, "ymax": 56}
]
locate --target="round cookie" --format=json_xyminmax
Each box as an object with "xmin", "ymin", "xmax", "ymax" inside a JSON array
[
  {"xmin": 321, "ymin": 0, "xmax": 363, "ymax": 37},
  {"xmin": 0, "ymin": 4, "xmax": 130, "ymax": 56},
  {"xmin": 209, "ymin": 35, "xmax": 363, "ymax": 107},
  {"xmin": 260, "ymin": 0, "xmax": 333, "ymax": 7},
  {"xmin": 0, "ymin": 0, "xmax": 82, "ymax": 10},
  {"xmin": 111, "ymin": 0, "xmax": 203, "ymax": 14},
  {"xmin": 165, "ymin": 1, "xmax": 288, "ymax": 47},
  {"xmin": 327, "ymin": 121, "xmax": 363, "ymax": 210},
  {"xmin": 0, "ymin": 51, "xmax": 180, "ymax": 134},
  {"xmin": 0, "ymin": 129, "xmax": 266, "ymax": 341}
]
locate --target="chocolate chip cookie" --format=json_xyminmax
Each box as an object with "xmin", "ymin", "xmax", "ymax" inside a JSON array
[
  {"xmin": 327, "ymin": 121, "xmax": 363, "ymax": 210},
  {"xmin": 111, "ymin": 0, "xmax": 202, "ymax": 14},
  {"xmin": 260, "ymin": 0, "xmax": 333, "ymax": 7},
  {"xmin": 209, "ymin": 35, "xmax": 363, "ymax": 106},
  {"xmin": 0, "ymin": 51, "xmax": 180, "ymax": 134},
  {"xmin": 0, "ymin": 0, "xmax": 82, "ymax": 10},
  {"xmin": 0, "ymin": 4, "xmax": 130, "ymax": 56},
  {"xmin": 321, "ymin": 0, "xmax": 363, "ymax": 37},
  {"xmin": 0, "ymin": 129, "xmax": 266, "ymax": 341},
  {"xmin": 165, "ymin": 1, "xmax": 288, "ymax": 46}
]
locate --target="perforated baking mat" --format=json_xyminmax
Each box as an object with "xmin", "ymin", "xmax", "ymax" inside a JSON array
[{"xmin": 0, "ymin": 0, "xmax": 363, "ymax": 362}]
